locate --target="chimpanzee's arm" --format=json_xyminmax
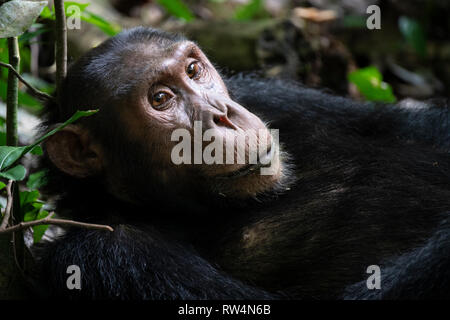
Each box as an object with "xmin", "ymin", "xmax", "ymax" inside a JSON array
[{"xmin": 37, "ymin": 225, "xmax": 274, "ymax": 300}]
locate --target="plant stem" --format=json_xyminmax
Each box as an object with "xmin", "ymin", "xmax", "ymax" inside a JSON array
[
  {"xmin": 0, "ymin": 62, "xmax": 53, "ymax": 102},
  {"xmin": 6, "ymin": 38, "xmax": 19, "ymax": 147},
  {"xmin": 0, "ymin": 212, "xmax": 114, "ymax": 234},
  {"xmin": 6, "ymin": 37, "xmax": 24, "ymax": 268},
  {"xmin": 54, "ymin": 0, "xmax": 67, "ymax": 95}
]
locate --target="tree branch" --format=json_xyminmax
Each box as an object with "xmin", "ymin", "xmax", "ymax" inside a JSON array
[
  {"xmin": 0, "ymin": 212, "xmax": 114, "ymax": 234},
  {"xmin": 0, "ymin": 62, "xmax": 54, "ymax": 102}
]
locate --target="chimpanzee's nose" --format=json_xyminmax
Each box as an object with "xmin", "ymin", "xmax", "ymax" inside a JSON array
[{"xmin": 201, "ymin": 106, "xmax": 238, "ymax": 130}]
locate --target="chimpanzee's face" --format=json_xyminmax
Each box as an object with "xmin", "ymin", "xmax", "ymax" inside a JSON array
[{"xmin": 46, "ymin": 41, "xmax": 285, "ymax": 202}]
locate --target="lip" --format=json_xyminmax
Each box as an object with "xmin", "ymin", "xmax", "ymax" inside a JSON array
[{"xmin": 216, "ymin": 142, "xmax": 276, "ymax": 179}]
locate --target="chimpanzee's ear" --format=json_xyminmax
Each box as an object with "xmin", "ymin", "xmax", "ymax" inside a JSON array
[{"xmin": 44, "ymin": 124, "xmax": 103, "ymax": 178}]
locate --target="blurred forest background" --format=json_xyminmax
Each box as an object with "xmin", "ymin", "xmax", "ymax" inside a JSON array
[{"xmin": 0, "ymin": 0, "xmax": 449, "ymax": 298}]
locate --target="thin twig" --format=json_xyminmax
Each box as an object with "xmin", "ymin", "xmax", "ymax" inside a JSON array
[
  {"xmin": 12, "ymin": 231, "xmax": 25, "ymax": 277},
  {"xmin": 0, "ymin": 62, "xmax": 54, "ymax": 102},
  {"xmin": 54, "ymin": 0, "xmax": 67, "ymax": 93},
  {"xmin": 0, "ymin": 180, "xmax": 13, "ymax": 229},
  {"xmin": 6, "ymin": 37, "xmax": 19, "ymax": 147},
  {"xmin": 0, "ymin": 212, "xmax": 114, "ymax": 234}
]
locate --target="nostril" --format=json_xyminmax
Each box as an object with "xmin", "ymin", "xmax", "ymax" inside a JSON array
[
  {"xmin": 218, "ymin": 115, "xmax": 227, "ymax": 124},
  {"xmin": 213, "ymin": 113, "xmax": 225, "ymax": 125},
  {"xmin": 213, "ymin": 113, "xmax": 238, "ymax": 130}
]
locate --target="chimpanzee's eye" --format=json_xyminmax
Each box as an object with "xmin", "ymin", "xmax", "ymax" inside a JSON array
[
  {"xmin": 151, "ymin": 91, "xmax": 172, "ymax": 109},
  {"xmin": 186, "ymin": 62, "xmax": 200, "ymax": 79}
]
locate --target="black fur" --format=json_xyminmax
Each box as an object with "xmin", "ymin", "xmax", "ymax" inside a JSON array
[
  {"xmin": 343, "ymin": 216, "xmax": 450, "ymax": 299},
  {"xmin": 38, "ymin": 225, "xmax": 273, "ymax": 299},
  {"xmin": 35, "ymin": 27, "xmax": 450, "ymax": 300}
]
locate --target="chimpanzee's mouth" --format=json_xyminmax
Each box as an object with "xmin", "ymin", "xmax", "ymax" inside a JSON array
[{"xmin": 216, "ymin": 142, "xmax": 276, "ymax": 179}]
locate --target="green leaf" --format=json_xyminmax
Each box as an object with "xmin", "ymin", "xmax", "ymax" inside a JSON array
[
  {"xmin": 0, "ymin": 146, "xmax": 27, "ymax": 171},
  {"xmin": 20, "ymin": 190, "xmax": 40, "ymax": 209},
  {"xmin": 40, "ymin": 6, "xmax": 54, "ymax": 19},
  {"xmin": 398, "ymin": 16, "xmax": 426, "ymax": 58},
  {"xmin": 348, "ymin": 66, "xmax": 396, "ymax": 103},
  {"xmin": 32, "ymin": 224, "xmax": 49, "ymax": 243},
  {"xmin": 0, "ymin": 165, "xmax": 27, "ymax": 181},
  {"xmin": 40, "ymin": 1, "xmax": 89, "ymax": 19},
  {"xmin": 234, "ymin": 0, "xmax": 264, "ymax": 21},
  {"xmin": 0, "ymin": 181, "xmax": 6, "ymax": 190},
  {"xmin": 69, "ymin": 4, "xmax": 122, "ymax": 36},
  {"xmin": 27, "ymin": 170, "xmax": 48, "ymax": 189},
  {"xmin": 80, "ymin": 11, "xmax": 121, "ymax": 36},
  {"xmin": 0, "ymin": 132, "xmax": 6, "ymax": 146},
  {"xmin": 64, "ymin": 1, "xmax": 90, "ymax": 12},
  {"xmin": 23, "ymin": 205, "xmax": 49, "ymax": 243},
  {"xmin": 157, "ymin": 0, "xmax": 194, "ymax": 22},
  {"xmin": 23, "ymin": 209, "xmax": 38, "ymax": 222},
  {"xmin": 0, "ymin": 0, "xmax": 48, "ymax": 38},
  {"xmin": 30, "ymin": 145, "xmax": 43, "ymax": 156},
  {"xmin": 32, "ymin": 201, "xmax": 44, "ymax": 210},
  {"xmin": 32, "ymin": 209, "xmax": 50, "ymax": 243},
  {"xmin": 38, "ymin": 2, "xmax": 121, "ymax": 36}
]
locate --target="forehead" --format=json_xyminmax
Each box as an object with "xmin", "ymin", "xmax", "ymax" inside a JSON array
[
  {"xmin": 116, "ymin": 40, "xmax": 208, "ymax": 89},
  {"xmin": 142, "ymin": 40, "xmax": 194, "ymax": 58},
  {"xmin": 124, "ymin": 41, "xmax": 197, "ymax": 70}
]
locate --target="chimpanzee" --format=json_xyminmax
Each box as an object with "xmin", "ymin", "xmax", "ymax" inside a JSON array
[{"xmin": 35, "ymin": 27, "xmax": 450, "ymax": 299}]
